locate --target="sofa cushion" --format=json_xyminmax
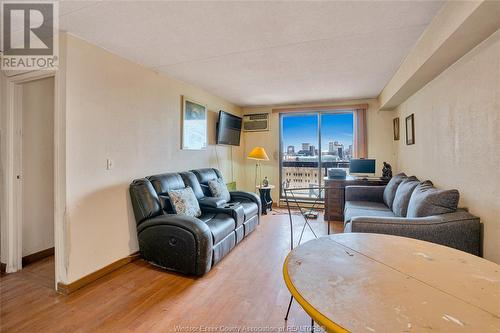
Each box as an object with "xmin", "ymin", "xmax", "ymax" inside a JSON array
[
  {"xmin": 205, "ymin": 213, "xmax": 236, "ymax": 244},
  {"xmin": 392, "ymin": 176, "xmax": 419, "ymax": 217},
  {"xmin": 383, "ymin": 173, "xmax": 407, "ymax": 209},
  {"xmin": 407, "ymin": 181, "xmax": 460, "ymax": 218},
  {"xmin": 197, "ymin": 212, "xmax": 216, "ymax": 223},
  {"xmin": 345, "ymin": 201, "xmax": 391, "ymax": 211},
  {"xmin": 191, "ymin": 168, "xmax": 223, "ymax": 196},
  {"xmin": 344, "ymin": 204, "xmax": 395, "ymax": 224},
  {"xmin": 179, "ymin": 172, "xmax": 206, "ymax": 199},
  {"xmin": 167, "ymin": 187, "xmax": 201, "ymax": 217},
  {"xmin": 208, "ymin": 178, "xmax": 231, "ymax": 202},
  {"xmin": 148, "ymin": 173, "xmax": 185, "ymax": 195}
]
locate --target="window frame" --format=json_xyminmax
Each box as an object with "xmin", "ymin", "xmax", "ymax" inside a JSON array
[{"xmin": 279, "ymin": 110, "xmax": 354, "ymax": 201}]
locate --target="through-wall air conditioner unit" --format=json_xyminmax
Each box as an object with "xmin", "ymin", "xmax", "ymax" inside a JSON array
[{"xmin": 243, "ymin": 113, "xmax": 269, "ymax": 132}]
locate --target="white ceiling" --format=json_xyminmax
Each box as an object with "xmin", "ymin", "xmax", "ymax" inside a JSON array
[{"xmin": 59, "ymin": 1, "xmax": 444, "ymax": 106}]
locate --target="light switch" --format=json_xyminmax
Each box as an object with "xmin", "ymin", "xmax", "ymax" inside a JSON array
[{"xmin": 106, "ymin": 158, "xmax": 114, "ymax": 170}]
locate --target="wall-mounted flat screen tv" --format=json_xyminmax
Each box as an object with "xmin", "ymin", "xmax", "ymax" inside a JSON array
[{"xmin": 216, "ymin": 111, "xmax": 242, "ymax": 146}]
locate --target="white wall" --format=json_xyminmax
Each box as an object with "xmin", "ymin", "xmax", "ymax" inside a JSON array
[
  {"xmin": 394, "ymin": 30, "xmax": 500, "ymax": 263},
  {"xmin": 63, "ymin": 34, "xmax": 244, "ymax": 282},
  {"xmin": 241, "ymin": 99, "xmax": 396, "ymax": 202},
  {"xmin": 21, "ymin": 77, "xmax": 55, "ymax": 256}
]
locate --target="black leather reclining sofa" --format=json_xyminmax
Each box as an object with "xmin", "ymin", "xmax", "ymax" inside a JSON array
[{"xmin": 129, "ymin": 168, "xmax": 261, "ymax": 276}]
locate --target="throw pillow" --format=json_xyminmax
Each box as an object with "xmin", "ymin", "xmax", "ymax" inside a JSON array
[
  {"xmin": 383, "ymin": 173, "xmax": 407, "ymax": 209},
  {"xmin": 392, "ymin": 176, "xmax": 420, "ymax": 217},
  {"xmin": 167, "ymin": 187, "xmax": 201, "ymax": 217},
  {"xmin": 407, "ymin": 181, "xmax": 460, "ymax": 218},
  {"xmin": 208, "ymin": 178, "xmax": 231, "ymax": 202}
]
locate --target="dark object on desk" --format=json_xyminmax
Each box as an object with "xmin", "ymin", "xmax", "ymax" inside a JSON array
[
  {"xmin": 382, "ymin": 162, "xmax": 393, "ymax": 179},
  {"xmin": 324, "ymin": 176, "xmax": 389, "ymax": 221},
  {"xmin": 328, "ymin": 168, "xmax": 347, "ymax": 179},
  {"xmin": 258, "ymin": 186, "xmax": 273, "ymax": 215}
]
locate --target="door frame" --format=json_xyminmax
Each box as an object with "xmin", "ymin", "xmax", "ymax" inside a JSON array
[{"xmin": 1, "ymin": 70, "xmax": 67, "ymax": 288}]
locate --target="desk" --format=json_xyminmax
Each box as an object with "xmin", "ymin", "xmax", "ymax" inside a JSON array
[
  {"xmin": 283, "ymin": 233, "xmax": 500, "ymax": 332},
  {"xmin": 324, "ymin": 176, "xmax": 388, "ymax": 221}
]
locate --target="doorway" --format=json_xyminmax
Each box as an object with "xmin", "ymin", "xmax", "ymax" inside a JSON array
[
  {"xmin": 1, "ymin": 71, "xmax": 61, "ymax": 288},
  {"xmin": 19, "ymin": 77, "xmax": 55, "ymax": 286}
]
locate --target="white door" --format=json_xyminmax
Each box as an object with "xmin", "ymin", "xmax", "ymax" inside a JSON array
[{"xmin": 21, "ymin": 77, "xmax": 55, "ymax": 259}]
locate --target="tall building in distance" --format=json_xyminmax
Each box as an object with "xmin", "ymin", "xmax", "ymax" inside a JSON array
[
  {"xmin": 301, "ymin": 143, "xmax": 310, "ymax": 151},
  {"xmin": 327, "ymin": 141, "xmax": 344, "ymax": 157},
  {"xmin": 328, "ymin": 141, "xmax": 335, "ymax": 152},
  {"xmin": 309, "ymin": 145, "xmax": 316, "ymax": 156},
  {"xmin": 287, "ymin": 145, "xmax": 295, "ymax": 154}
]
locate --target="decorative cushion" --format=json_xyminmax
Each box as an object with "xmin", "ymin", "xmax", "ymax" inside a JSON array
[
  {"xmin": 167, "ymin": 187, "xmax": 201, "ymax": 217},
  {"xmin": 392, "ymin": 176, "xmax": 419, "ymax": 217},
  {"xmin": 407, "ymin": 181, "xmax": 460, "ymax": 218},
  {"xmin": 383, "ymin": 173, "xmax": 407, "ymax": 209},
  {"xmin": 208, "ymin": 178, "xmax": 231, "ymax": 202}
]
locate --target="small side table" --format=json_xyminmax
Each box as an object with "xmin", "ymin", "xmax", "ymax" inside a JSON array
[{"xmin": 256, "ymin": 185, "xmax": 274, "ymax": 215}]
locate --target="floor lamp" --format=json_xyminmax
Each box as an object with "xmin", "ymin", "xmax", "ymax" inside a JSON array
[{"xmin": 247, "ymin": 146, "xmax": 269, "ymax": 191}]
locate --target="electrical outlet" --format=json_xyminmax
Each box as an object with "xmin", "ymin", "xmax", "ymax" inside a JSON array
[{"xmin": 106, "ymin": 158, "xmax": 114, "ymax": 170}]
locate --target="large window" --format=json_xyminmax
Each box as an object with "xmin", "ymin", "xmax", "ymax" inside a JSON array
[{"xmin": 280, "ymin": 112, "xmax": 354, "ymax": 200}]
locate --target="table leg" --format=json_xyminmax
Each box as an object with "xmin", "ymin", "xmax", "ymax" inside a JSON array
[
  {"xmin": 284, "ymin": 295, "xmax": 293, "ymax": 320},
  {"xmin": 259, "ymin": 189, "xmax": 267, "ymax": 215},
  {"xmin": 265, "ymin": 189, "xmax": 273, "ymax": 211}
]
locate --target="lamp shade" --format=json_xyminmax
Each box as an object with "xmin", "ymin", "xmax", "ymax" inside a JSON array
[{"xmin": 247, "ymin": 146, "xmax": 269, "ymax": 161}]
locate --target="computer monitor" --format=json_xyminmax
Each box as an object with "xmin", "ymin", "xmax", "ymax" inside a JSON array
[{"xmin": 349, "ymin": 159, "xmax": 376, "ymax": 177}]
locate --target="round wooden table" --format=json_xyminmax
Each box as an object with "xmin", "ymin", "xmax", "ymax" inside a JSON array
[{"xmin": 283, "ymin": 233, "xmax": 500, "ymax": 332}]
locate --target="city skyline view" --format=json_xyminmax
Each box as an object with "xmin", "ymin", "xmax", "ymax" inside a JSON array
[{"xmin": 282, "ymin": 113, "xmax": 354, "ymax": 154}]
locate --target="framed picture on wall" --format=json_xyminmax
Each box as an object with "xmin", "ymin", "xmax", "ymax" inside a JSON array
[
  {"xmin": 393, "ymin": 117, "xmax": 400, "ymax": 141},
  {"xmin": 406, "ymin": 114, "xmax": 415, "ymax": 145},
  {"xmin": 182, "ymin": 96, "xmax": 207, "ymax": 150}
]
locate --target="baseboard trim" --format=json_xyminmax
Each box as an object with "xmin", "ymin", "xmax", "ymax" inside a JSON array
[
  {"xmin": 57, "ymin": 251, "xmax": 140, "ymax": 295},
  {"xmin": 22, "ymin": 247, "xmax": 55, "ymax": 267}
]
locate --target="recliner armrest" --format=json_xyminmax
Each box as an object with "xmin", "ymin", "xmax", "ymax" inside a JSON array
[
  {"xmin": 138, "ymin": 214, "xmax": 211, "ymax": 235},
  {"xmin": 198, "ymin": 197, "xmax": 227, "ymax": 208},
  {"xmin": 230, "ymin": 191, "xmax": 261, "ymax": 214},
  {"xmin": 137, "ymin": 214, "xmax": 213, "ymax": 275}
]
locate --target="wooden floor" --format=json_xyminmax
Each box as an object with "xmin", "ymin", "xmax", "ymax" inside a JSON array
[{"xmin": 0, "ymin": 212, "xmax": 343, "ymax": 333}]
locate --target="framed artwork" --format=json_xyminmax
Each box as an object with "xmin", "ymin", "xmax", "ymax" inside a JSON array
[
  {"xmin": 405, "ymin": 114, "xmax": 415, "ymax": 145},
  {"xmin": 182, "ymin": 96, "xmax": 207, "ymax": 150},
  {"xmin": 393, "ymin": 117, "xmax": 400, "ymax": 141}
]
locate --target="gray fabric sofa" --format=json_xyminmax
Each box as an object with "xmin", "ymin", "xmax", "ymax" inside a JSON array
[{"xmin": 343, "ymin": 174, "xmax": 481, "ymax": 256}]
